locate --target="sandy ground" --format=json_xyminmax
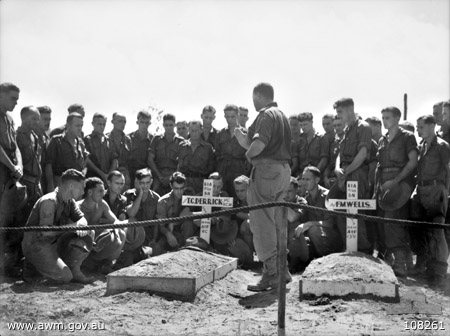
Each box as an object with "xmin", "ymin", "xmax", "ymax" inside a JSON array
[{"xmin": 1, "ymin": 263, "xmax": 450, "ymax": 336}]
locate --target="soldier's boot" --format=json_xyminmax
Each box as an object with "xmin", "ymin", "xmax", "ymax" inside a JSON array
[
  {"xmin": 247, "ymin": 256, "xmax": 292, "ymax": 292},
  {"xmin": 409, "ymin": 254, "xmax": 428, "ymax": 276},
  {"xmin": 392, "ymin": 249, "xmax": 407, "ymax": 278},
  {"xmin": 63, "ymin": 238, "xmax": 94, "ymax": 284}
]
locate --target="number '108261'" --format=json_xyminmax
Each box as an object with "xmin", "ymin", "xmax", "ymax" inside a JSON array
[{"xmin": 404, "ymin": 320, "xmax": 445, "ymax": 330}]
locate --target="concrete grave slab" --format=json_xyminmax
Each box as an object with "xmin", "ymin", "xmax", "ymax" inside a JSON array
[
  {"xmin": 106, "ymin": 247, "xmax": 237, "ymax": 301},
  {"xmin": 299, "ymin": 252, "xmax": 399, "ymax": 302}
]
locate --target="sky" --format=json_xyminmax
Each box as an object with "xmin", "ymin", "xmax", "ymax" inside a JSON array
[{"xmin": 0, "ymin": 0, "xmax": 449, "ymax": 135}]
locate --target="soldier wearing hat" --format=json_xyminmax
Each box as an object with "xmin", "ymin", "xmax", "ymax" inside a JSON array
[
  {"xmin": 375, "ymin": 106, "xmax": 418, "ymax": 277},
  {"xmin": 414, "ymin": 115, "xmax": 450, "ymax": 285},
  {"xmin": 21, "ymin": 169, "xmax": 95, "ymax": 284},
  {"xmin": 333, "ymin": 98, "xmax": 372, "ymax": 253}
]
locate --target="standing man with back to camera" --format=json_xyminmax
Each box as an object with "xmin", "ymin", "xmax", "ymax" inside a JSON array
[{"xmin": 235, "ymin": 82, "xmax": 292, "ymax": 291}]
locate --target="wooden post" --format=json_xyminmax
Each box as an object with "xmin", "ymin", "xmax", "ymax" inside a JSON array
[
  {"xmin": 277, "ymin": 206, "xmax": 288, "ymax": 336},
  {"xmin": 326, "ymin": 181, "xmax": 376, "ymax": 252},
  {"xmin": 404, "ymin": 93, "xmax": 408, "ymax": 121}
]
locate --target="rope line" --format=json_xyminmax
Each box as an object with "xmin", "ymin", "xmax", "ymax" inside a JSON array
[{"xmin": 1, "ymin": 201, "xmax": 449, "ymax": 233}]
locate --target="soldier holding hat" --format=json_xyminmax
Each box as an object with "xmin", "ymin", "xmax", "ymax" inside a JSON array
[
  {"xmin": 375, "ymin": 106, "xmax": 418, "ymax": 277},
  {"xmin": 414, "ymin": 115, "xmax": 450, "ymax": 285}
]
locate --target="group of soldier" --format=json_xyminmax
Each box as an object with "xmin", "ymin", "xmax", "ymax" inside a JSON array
[{"xmin": 0, "ymin": 80, "xmax": 449, "ymax": 289}]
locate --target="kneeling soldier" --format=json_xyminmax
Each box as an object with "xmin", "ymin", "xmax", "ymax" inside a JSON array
[
  {"xmin": 22, "ymin": 169, "xmax": 95, "ymax": 284},
  {"xmin": 78, "ymin": 178, "xmax": 127, "ymax": 274}
]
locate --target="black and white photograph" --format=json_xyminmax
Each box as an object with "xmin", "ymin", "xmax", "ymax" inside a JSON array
[{"xmin": 0, "ymin": 0, "xmax": 449, "ymax": 335}]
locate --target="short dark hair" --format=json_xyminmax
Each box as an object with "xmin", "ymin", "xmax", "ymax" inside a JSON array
[
  {"xmin": 298, "ymin": 112, "xmax": 313, "ymax": 122},
  {"xmin": 135, "ymin": 168, "xmax": 152, "ymax": 180},
  {"xmin": 238, "ymin": 106, "xmax": 248, "ymax": 113},
  {"xmin": 224, "ymin": 104, "xmax": 239, "ymax": 113},
  {"xmin": 163, "ymin": 113, "xmax": 176, "ymax": 123},
  {"xmin": 399, "ymin": 120, "xmax": 415, "ymax": 133},
  {"xmin": 61, "ymin": 169, "xmax": 85, "ymax": 184},
  {"xmin": 417, "ymin": 115, "xmax": 436, "ymax": 125},
  {"xmin": 137, "ymin": 110, "xmax": 152, "ymax": 120},
  {"xmin": 66, "ymin": 112, "xmax": 83, "ymax": 124},
  {"xmin": 0, "ymin": 82, "xmax": 20, "ymax": 94},
  {"xmin": 202, "ymin": 105, "xmax": 216, "ymax": 115},
  {"xmin": 289, "ymin": 114, "xmax": 300, "ymax": 121},
  {"xmin": 303, "ymin": 166, "xmax": 321, "ymax": 178},
  {"xmin": 37, "ymin": 106, "xmax": 51, "ymax": 115},
  {"xmin": 20, "ymin": 106, "xmax": 39, "ymax": 119},
  {"xmin": 253, "ymin": 82, "xmax": 274, "ymax": 101},
  {"xmin": 84, "ymin": 177, "xmax": 104, "ymax": 195},
  {"xmin": 107, "ymin": 170, "xmax": 124, "ymax": 182},
  {"xmin": 333, "ymin": 98, "xmax": 354, "ymax": 109},
  {"xmin": 92, "ymin": 113, "xmax": 107, "ymax": 121},
  {"xmin": 443, "ymin": 100, "xmax": 450, "ymax": 108},
  {"xmin": 433, "ymin": 101, "xmax": 444, "ymax": 109},
  {"xmin": 112, "ymin": 112, "xmax": 126, "ymax": 120},
  {"xmin": 322, "ymin": 113, "xmax": 334, "ymax": 120},
  {"xmin": 333, "ymin": 114, "xmax": 342, "ymax": 121},
  {"xmin": 170, "ymin": 171, "xmax": 186, "ymax": 185},
  {"xmin": 289, "ymin": 176, "xmax": 299, "ymax": 188},
  {"xmin": 381, "ymin": 106, "xmax": 402, "ymax": 119},
  {"xmin": 68, "ymin": 103, "xmax": 84, "ymax": 113},
  {"xmin": 365, "ymin": 116, "xmax": 382, "ymax": 127}
]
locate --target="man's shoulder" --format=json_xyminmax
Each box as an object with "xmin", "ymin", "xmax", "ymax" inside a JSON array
[
  {"xmin": 355, "ymin": 119, "xmax": 371, "ymax": 130},
  {"xmin": 436, "ymin": 136, "xmax": 450, "ymax": 150},
  {"xmin": 158, "ymin": 191, "xmax": 173, "ymax": 203},
  {"xmin": 40, "ymin": 191, "xmax": 58, "ymax": 205},
  {"xmin": 148, "ymin": 189, "xmax": 161, "ymax": 200},
  {"xmin": 318, "ymin": 185, "xmax": 329, "ymax": 197}
]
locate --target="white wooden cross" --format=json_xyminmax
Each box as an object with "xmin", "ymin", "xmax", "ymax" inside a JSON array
[
  {"xmin": 326, "ymin": 181, "xmax": 376, "ymax": 252},
  {"xmin": 181, "ymin": 179, "xmax": 234, "ymax": 243}
]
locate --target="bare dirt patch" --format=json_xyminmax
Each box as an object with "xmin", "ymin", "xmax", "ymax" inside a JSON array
[{"xmin": 1, "ymin": 267, "xmax": 450, "ymax": 335}]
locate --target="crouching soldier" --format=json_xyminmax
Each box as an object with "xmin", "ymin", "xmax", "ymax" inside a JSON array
[
  {"xmin": 290, "ymin": 167, "xmax": 342, "ymax": 271},
  {"xmin": 78, "ymin": 178, "xmax": 127, "ymax": 274},
  {"xmin": 22, "ymin": 169, "xmax": 95, "ymax": 284},
  {"xmin": 118, "ymin": 168, "xmax": 161, "ymax": 268}
]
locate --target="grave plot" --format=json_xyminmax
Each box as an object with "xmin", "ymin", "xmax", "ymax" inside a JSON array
[
  {"xmin": 106, "ymin": 247, "xmax": 237, "ymax": 301},
  {"xmin": 299, "ymin": 252, "xmax": 399, "ymax": 302}
]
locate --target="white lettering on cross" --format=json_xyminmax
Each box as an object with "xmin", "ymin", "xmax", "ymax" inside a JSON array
[
  {"xmin": 326, "ymin": 181, "xmax": 376, "ymax": 252},
  {"xmin": 181, "ymin": 180, "xmax": 234, "ymax": 243}
]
